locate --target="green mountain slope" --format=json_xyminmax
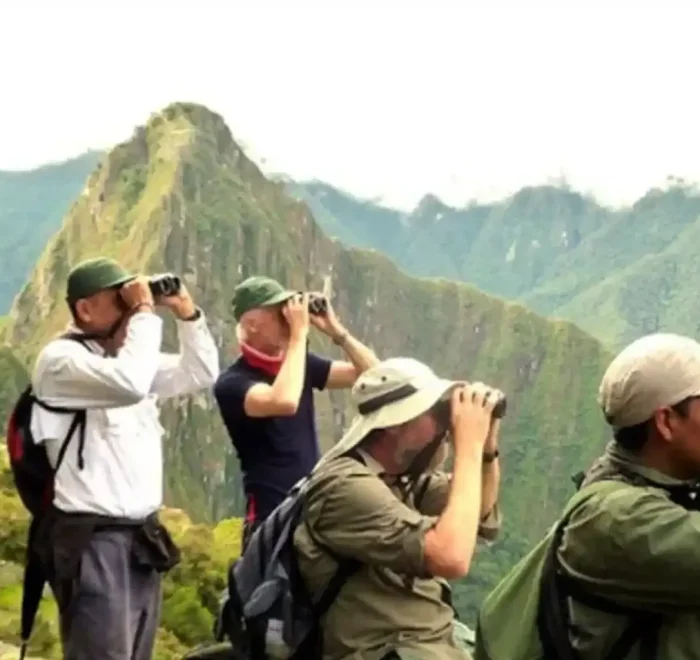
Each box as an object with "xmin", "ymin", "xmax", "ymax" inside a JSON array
[
  {"xmin": 2, "ymin": 102, "xmax": 612, "ymax": 626},
  {"xmin": 284, "ymin": 179, "xmax": 407, "ymax": 253},
  {"xmin": 0, "ymin": 152, "xmax": 103, "ymax": 313},
  {"xmin": 295, "ymin": 179, "xmax": 700, "ymax": 347}
]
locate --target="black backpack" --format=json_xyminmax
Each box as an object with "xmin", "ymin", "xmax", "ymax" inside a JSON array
[
  {"xmin": 213, "ymin": 473, "xmax": 362, "ymax": 660},
  {"xmin": 211, "ymin": 450, "xmax": 462, "ymax": 660},
  {"xmin": 4, "ymin": 332, "xmax": 89, "ymax": 660}
]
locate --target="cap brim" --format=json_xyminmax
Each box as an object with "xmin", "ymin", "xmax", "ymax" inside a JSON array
[
  {"xmin": 261, "ymin": 290, "xmax": 296, "ymax": 308},
  {"xmin": 65, "ymin": 273, "xmax": 136, "ymax": 303},
  {"xmin": 110, "ymin": 274, "xmax": 137, "ymax": 288},
  {"xmin": 317, "ymin": 378, "xmax": 459, "ymax": 468}
]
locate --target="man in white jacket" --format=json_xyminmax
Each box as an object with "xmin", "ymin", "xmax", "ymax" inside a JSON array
[{"xmin": 29, "ymin": 256, "xmax": 220, "ymax": 660}]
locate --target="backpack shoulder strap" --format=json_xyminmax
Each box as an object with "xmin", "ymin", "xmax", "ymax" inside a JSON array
[
  {"xmin": 302, "ymin": 449, "xmax": 366, "ymax": 618},
  {"xmin": 32, "ymin": 332, "xmax": 92, "ymax": 469},
  {"xmin": 312, "ymin": 556, "xmax": 362, "ymax": 618}
]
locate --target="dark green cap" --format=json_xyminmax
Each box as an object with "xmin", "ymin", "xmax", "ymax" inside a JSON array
[
  {"xmin": 231, "ymin": 275, "xmax": 295, "ymax": 321},
  {"xmin": 66, "ymin": 257, "xmax": 136, "ymax": 303}
]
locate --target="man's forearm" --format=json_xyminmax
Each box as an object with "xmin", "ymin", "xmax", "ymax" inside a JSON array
[
  {"xmin": 271, "ymin": 334, "xmax": 308, "ymax": 404},
  {"xmin": 425, "ymin": 440, "xmax": 484, "ymax": 576},
  {"xmin": 333, "ymin": 326, "xmax": 379, "ymax": 373},
  {"xmin": 481, "ymin": 459, "xmax": 500, "ymax": 519},
  {"xmin": 481, "ymin": 420, "xmax": 501, "ymax": 518}
]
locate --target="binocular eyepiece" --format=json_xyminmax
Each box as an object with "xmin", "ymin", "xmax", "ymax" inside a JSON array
[{"xmin": 148, "ymin": 273, "xmax": 182, "ymax": 298}]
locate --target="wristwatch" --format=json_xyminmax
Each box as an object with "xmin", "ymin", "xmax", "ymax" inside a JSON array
[{"xmin": 482, "ymin": 449, "xmax": 500, "ymax": 463}]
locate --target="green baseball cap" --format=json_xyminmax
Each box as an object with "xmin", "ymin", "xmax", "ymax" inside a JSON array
[
  {"xmin": 231, "ymin": 275, "xmax": 296, "ymax": 321},
  {"xmin": 66, "ymin": 257, "xmax": 136, "ymax": 303}
]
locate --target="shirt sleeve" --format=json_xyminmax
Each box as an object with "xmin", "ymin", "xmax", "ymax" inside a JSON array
[
  {"xmin": 559, "ymin": 486, "xmax": 700, "ymax": 613},
  {"xmin": 32, "ymin": 312, "xmax": 164, "ymax": 409},
  {"xmin": 213, "ymin": 367, "xmax": 255, "ymax": 415},
  {"xmin": 308, "ymin": 465, "xmax": 438, "ymax": 577},
  {"xmin": 413, "ymin": 471, "xmax": 502, "ymax": 541},
  {"xmin": 307, "ymin": 351, "xmax": 332, "ymax": 391},
  {"xmin": 149, "ymin": 311, "xmax": 220, "ymax": 399}
]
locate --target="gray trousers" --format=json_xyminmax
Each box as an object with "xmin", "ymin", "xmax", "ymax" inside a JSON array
[{"xmin": 56, "ymin": 529, "xmax": 162, "ymax": 660}]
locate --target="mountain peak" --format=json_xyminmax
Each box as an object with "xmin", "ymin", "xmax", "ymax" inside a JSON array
[{"xmin": 412, "ymin": 193, "xmax": 451, "ymax": 222}]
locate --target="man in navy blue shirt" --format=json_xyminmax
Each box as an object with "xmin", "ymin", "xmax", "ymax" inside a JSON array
[{"xmin": 214, "ymin": 275, "xmax": 378, "ymax": 548}]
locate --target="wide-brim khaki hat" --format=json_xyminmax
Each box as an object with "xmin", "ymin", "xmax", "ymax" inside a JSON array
[{"xmin": 317, "ymin": 357, "xmax": 460, "ymax": 467}]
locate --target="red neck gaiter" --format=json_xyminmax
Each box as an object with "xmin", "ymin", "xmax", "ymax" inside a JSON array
[{"xmin": 239, "ymin": 341, "xmax": 285, "ymax": 376}]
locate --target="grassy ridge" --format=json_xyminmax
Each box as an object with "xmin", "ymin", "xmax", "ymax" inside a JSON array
[{"xmin": 1, "ymin": 101, "xmax": 614, "ymax": 630}]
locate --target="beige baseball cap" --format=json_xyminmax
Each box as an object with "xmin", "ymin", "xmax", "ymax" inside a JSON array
[{"xmin": 598, "ymin": 333, "xmax": 700, "ymax": 429}]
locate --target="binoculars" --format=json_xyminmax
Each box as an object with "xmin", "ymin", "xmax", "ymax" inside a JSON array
[
  {"xmin": 148, "ymin": 273, "xmax": 182, "ymax": 297},
  {"xmin": 308, "ymin": 293, "xmax": 328, "ymax": 316},
  {"xmin": 433, "ymin": 388, "xmax": 507, "ymax": 427}
]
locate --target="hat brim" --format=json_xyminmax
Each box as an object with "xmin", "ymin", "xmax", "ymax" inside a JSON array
[
  {"xmin": 318, "ymin": 377, "xmax": 460, "ymax": 467},
  {"xmin": 260, "ymin": 290, "xmax": 296, "ymax": 308},
  {"xmin": 109, "ymin": 274, "xmax": 137, "ymax": 289},
  {"xmin": 65, "ymin": 272, "xmax": 136, "ymax": 303}
]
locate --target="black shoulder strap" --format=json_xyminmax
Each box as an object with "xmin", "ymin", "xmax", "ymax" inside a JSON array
[
  {"xmin": 313, "ymin": 556, "xmax": 362, "ymax": 618},
  {"xmin": 34, "ymin": 331, "xmax": 92, "ymax": 470}
]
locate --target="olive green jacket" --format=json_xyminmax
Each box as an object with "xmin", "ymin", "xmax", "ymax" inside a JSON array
[{"xmin": 559, "ymin": 442, "xmax": 700, "ymax": 659}]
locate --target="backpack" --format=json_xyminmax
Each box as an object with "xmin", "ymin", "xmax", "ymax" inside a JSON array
[
  {"xmin": 4, "ymin": 332, "xmax": 89, "ymax": 660},
  {"xmin": 474, "ymin": 478, "xmax": 667, "ymax": 660},
  {"xmin": 213, "ymin": 475, "xmax": 362, "ymax": 660}
]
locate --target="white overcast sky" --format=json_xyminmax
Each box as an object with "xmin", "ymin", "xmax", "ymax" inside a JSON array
[{"xmin": 1, "ymin": 0, "xmax": 699, "ymax": 210}]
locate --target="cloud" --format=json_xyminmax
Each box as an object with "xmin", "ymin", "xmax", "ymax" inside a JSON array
[{"xmin": 1, "ymin": 0, "xmax": 699, "ymax": 210}]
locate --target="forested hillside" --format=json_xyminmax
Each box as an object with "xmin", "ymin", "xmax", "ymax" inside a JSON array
[
  {"xmin": 0, "ymin": 102, "xmax": 615, "ymax": 652},
  {"xmin": 293, "ymin": 177, "xmax": 700, "ymax": 347},
  {"xmin": 0, "ymin": 152, "xmax": 102, "ymax": 313}
]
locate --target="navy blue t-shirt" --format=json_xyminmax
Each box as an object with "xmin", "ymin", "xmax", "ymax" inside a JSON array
[{"xmin": 213, "ymin": 351, "xmax": 332, "ymax": 521}]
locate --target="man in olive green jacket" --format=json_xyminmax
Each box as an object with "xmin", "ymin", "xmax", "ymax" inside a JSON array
[{"xmin": 554, "ymin": 332, "xmax": 700, "ymax": 658}]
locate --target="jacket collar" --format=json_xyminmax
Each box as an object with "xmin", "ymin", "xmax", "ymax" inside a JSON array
[{"xmin": 602, "ymin": 440, "xmax": 700, "ymax": 489}]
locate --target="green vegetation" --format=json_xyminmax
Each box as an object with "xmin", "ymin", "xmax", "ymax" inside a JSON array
[
  {"xmin": 0, "ymin": 102, "xmax": 617, "ymax": 647},
  {"xmin": 293, "ymin": 178, "xmax": 700, "ymax": 348},
  {"xmin": 0, "ymin": 152, "xmax": 102, "ymax": 314},
  {"xmin": 0, "ymin": 445, "xmax": 242, "ymax": 659}
]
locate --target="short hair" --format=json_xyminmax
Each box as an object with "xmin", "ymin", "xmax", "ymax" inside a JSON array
[{"xmin": 614, "ymin": 396, "xmax": 695, "ymax": 452}]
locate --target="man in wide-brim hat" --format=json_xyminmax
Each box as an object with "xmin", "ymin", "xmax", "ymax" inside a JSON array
[{"xmin": 293, "ymin": 356, "xmax": 503, "ymax": 659}]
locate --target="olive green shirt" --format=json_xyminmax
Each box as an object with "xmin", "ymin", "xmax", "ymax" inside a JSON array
[
  {"xmin": 293, "ymin": 451, "xmax": 501, "ymax": 660},
  {"xmin": 558, "ymin": 442, "xmax": 700, "ymax": 659}
]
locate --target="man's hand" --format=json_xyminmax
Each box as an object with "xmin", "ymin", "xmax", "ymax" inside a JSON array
[
  {"xmin": 120, "ymin": 276, "xmax": 155, "ymax": 310},
  {"xmin": 282, "ymin": 293, "xmax": 310, "ymax": 341},
  {"xmin": 450, "ymin": 382, "xmax": 498, "ymax": 453},
  {"xmin": 158, "ymin": 283, "xmax": 197, "ymax": 320},
  {"xmin": 308, "ymin": 293, "xmax": 345, "ymax": 340}
]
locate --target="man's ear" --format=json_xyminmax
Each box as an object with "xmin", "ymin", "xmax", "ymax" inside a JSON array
[
  {"xmin": 652, "ymin": 407, "xmax": 674, "ymax": 443},
  {"xmin": 74, "ymin": 298, "xmax": 91, "ymax": 324}
]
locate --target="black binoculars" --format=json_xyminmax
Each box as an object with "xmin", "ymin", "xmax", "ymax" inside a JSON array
[
  {"xmin": 308, "ymin": 293, "xmax": 328, "ymax": 316},
  {"xmin": 148, "ymin": 273, "xmax": 182, "ymax": 297},
  {"xmin": 433, "ymin": 388, "xmax": 507, "ymax": 428}
]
